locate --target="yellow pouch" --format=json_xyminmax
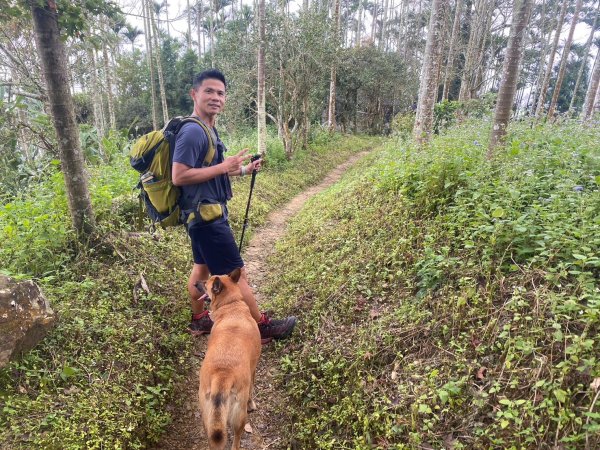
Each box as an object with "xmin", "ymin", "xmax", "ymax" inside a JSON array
[
  {"xmin": 143, "ymin": 179, "xmax": 178, "ymax": 214},
  {"xmin": 199, "ymin": 203, "xmax": 223, "ymax": 222}
]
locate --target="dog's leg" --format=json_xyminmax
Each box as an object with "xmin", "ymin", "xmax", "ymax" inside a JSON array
[
  {"xmin": 247, "ymin": 371, "xmax": 257, "ymax": 412},
  {"xmin": 230, "ymin": 406, "xmax": 246, "ymax": 450}
]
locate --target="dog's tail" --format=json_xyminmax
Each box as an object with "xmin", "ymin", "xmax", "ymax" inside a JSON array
[{"xmin": 204, "ymin": 376, "xmax": 234, "ymax": 449}]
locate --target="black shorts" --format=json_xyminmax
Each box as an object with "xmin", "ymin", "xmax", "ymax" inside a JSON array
[{"xmin": 187, "ymin": 218, "xmax": 244, "ymax": 275}]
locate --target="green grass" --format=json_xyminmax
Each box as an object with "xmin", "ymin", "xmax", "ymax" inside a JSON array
[
  {"xmin": 0, "ymin": 131, "xmax": 373, "ymax": 449},
  {"xmin": 262, "ymin": 118, "xmax": 600, "ymax": 449}
]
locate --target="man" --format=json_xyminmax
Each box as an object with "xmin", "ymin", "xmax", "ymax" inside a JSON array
[{"xmin": 172, "ymin": 69, "xmax": 296, "ymax": 342}]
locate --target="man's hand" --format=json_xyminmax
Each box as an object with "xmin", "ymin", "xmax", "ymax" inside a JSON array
[
  {"xmin": 221, "ymin": 148, "xmax": 252, "ymax": 175},
  {"xmin": 246, "ymin": 155, "xmax": 263, "ymax": 173}
]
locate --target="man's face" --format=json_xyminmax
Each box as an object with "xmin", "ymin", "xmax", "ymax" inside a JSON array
[{"xmin": 191, "ymin": 78, "xmax": 226, "ymax": 118}]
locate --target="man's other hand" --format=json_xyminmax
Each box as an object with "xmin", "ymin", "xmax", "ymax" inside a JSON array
[{"xmin": 222, "ymin": 148, "xmax": 252, "ymax": 175}]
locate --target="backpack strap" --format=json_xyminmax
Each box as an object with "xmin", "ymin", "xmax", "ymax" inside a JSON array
[{"xmin": 179, "ymin": 117, "xmax": 216, "ymax": 167}]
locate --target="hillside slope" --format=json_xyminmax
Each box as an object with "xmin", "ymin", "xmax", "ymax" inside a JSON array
[{"xmin": 262, "ymin": 119, "xmax": 600, "ymax": 449}]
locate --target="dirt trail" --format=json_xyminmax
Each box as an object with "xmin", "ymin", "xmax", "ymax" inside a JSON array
[{"xmin": 152, "ymin": 151, "xmax": 369, "ymax": 450}]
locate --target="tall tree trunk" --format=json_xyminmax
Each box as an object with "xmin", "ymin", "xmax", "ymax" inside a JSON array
[
  {"xmin": 581, "ymin": 51, "xmax": 600, "ymax": 122},
  {"xmin": 593, "ymin": 80, "xmax": 600, "ymax": 115},
  {"xmin": 30, "ymin": 0, "xmax": 95, "ymax": 238},
  {"xmin": 471, "ymin": 1, "xmax": 494, "ymax": 96},
  {"xmin": 257, "ymin": 0, "xmax": 267, "ymax": 155},
  {"xmin": 210, "ymin": 0, "xmax": 216, "ymax": 67},
  {"xmin": 356, "ymin": 2, "xmax": 362, "ymax": 47},
  {"xmin": 187, "ymin": 0, "xmax": 193, "ymax": 50},
  {"xmin": 459, "ymin": 0, "xmax": 487, "ymax": 101},
  {"xmin": 547, "ymin": 0, "xmax": 583, "ymax": 119},
  {"xmin": 442, "ymin": 0, "xmax": 463, "ymax": 101},
  {"xmin": 379, "ymin": 0, "xmax": 389, "ymax": 49},
  {"xmin": 196, "ymin": 1, "xmax": 203, "ymax": 58},
  {"xmin": 87, "ymin": 47, "xmax": 106, "ymax": 138},
  {"xmin": 10, "ymin": 66, "xmax": 32, "ymax": 163},
  {"xmin": 143, "ymin": 0, "xmax": 159, "ymax": 130},
  {"xmin": 164, "ymin": 0, "xmax": 171, "ymax": 37},
  {"xmin": 568, "ymin": 1, "xmax": 599, "ymax": 114},
  {"xmin": 488, "ymin": 0, "xmax": 533, "ymax": 155},
  {"xmin": 413, "ymin": 0, "xmax": 445, "ymax": 144},
  {"xmin": 535, "ymin": 0, "xmax": 568, "ymax": 119},
  {"xmin": 370, "ymin": 0, "xmax": 377, "ymax": 42},
  {"xmin": 529, "ymin": 0, "xmax": 551, "ymax": 114},
  {"xmin": 328, "ymin": 0, "xmax": 341, "ymax": 131},
  {"xmin": 149, "ymin": 0, "xmax": 169, "ymax": 125},
  {"xmin": 101, "ymin": 19, "xmax": 116, "ymax": 130}
]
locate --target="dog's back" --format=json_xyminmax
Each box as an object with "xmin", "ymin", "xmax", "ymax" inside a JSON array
[{"xmin": 199, "ymin": 270, "xmax": 261, "ymax": 450}]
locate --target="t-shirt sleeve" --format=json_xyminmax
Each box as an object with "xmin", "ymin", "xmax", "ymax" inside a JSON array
[{"xmin": 173, "ymin": 123, "xmax": 208, "ymax": 168}]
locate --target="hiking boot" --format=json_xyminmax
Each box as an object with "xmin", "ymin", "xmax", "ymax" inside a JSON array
[
  {"xmin": 258, "ymin": 312, "xmax": 297, "ymax": 344},
  {"xmin": 189, "ymin": 310, "xmax": 213, "ymax": 336}
]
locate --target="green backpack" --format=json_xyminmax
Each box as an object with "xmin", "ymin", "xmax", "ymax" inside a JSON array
[{"xmin": 130, "ymin": 116, "xmax": 216, "ymax": 228}]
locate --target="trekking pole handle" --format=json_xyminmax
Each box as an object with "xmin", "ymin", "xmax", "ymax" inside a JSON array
[{"xmin": 249, "ymin": 153, "xmax": 261, "ymax": 173}]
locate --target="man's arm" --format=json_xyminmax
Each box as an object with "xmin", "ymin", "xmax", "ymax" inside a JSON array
[
  {"xmin": 172, "ymin": 162, "xmax": 225, "ymax": 186},
  {"xmin": 172, "ymin": 150, "xmax": 254, "ymax": 186}
]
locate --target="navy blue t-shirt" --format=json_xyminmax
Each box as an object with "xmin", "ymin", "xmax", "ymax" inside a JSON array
[{"xmin": 172, "ymin": 121, "xmax": 232, "ymax": 211}]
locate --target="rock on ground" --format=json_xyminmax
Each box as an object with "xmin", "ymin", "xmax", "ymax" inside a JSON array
[{"xmin": 0, "ymin": 275, "xmax": 56, "ymax": 368}]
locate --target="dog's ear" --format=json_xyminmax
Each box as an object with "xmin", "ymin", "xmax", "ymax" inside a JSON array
[
  {"xmin": 194, "ymin": 280, "xmax": 206, "ymax": 295},
  {"xmin": 211, "ymin": 277, "xmax": 223, "ymax": 295},
  {"xmin": 229, "ymin": 268, "xmax": 241, "ymax": 283}
]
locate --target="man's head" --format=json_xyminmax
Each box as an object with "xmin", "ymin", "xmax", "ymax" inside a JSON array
[
  {"xmin": 192, "ymin": 69, "xmax": 227, "ymax": 91},
  {"xmin": 190, "ymin": 69, "xmax": 227, "ymax": 123}
]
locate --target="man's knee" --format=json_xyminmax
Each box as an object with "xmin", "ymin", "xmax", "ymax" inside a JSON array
[{"xmin": 188, "ymin": 264, "xmax": 209, "ymax": 299}]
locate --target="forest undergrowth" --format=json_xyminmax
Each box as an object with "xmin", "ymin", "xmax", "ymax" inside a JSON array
[
  {"xmin": 263, "ymin": 118, "xmax": 600, "ymax": 449},
  {"xmin": 0, "ymin": 131, "xmax": 373, "ymax": 449}
]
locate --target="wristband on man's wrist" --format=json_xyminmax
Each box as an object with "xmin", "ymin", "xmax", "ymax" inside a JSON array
[{"xmin": 240, "ymin": 165, "xmax": 246, "ymax": 176}]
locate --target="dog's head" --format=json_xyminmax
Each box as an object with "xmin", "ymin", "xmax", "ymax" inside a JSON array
[{"xmin": 205, "ymin": 268, "xmax": 243, "ymax": 311}]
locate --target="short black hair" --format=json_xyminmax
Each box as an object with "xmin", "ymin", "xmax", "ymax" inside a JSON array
[{"xmin": 192, "ymin": 69, "xmax": 227, "ymax": 90}]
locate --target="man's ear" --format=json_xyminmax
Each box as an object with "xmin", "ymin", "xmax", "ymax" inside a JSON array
[
  {"xmin": 229, "ymin": 268, "xmax": 241, "ymax": 283},
  {"xmin": 211, "ymin": 277, "xmax": 223, "ymax": 295}
]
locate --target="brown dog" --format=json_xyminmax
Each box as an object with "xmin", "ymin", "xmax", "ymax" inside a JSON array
[{"xmin": 197, "ymin": 268, "xmax": 261, "ymax": 450}]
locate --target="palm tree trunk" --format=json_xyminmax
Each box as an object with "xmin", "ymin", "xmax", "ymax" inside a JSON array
[
  {"xmin": 413, "ymin": 0, "xmax": 445, "ymax": 143},
  {"xmin": 30, "ymin": 0, "xmax": 95, "ymax": 238},
  {"xmin": 356, "ymin": 2, "xmax": 362, "ymax": 47},
  {"xmin": 547, "ymin": 0, "xmax": 583, "ymax": 119},
  {"xmin": 528, "ymin": 0, "xmax": 551, "ymax": 114},
  {"xmin": 87, "ymin": 47, "xmax": 106, "ymax": 138},
  {"xmin": 459, "ymin": 0, "xmax": 484, "ymax": 101},
  {"xmin": 187, "ymin": 0, "xmax": 193, "ymax": 50},
  {"xmin": 568, "ymin": 2, "xmax": 599, "ymax": 114},
  {"xmin": 328, "ymin": 0, "xmax": 341, "ymax": 131},
  {"xmin": 149, "ymin": 0, "xmax": 169, "ymax": 125},
  {"xmin": 535, "ymin": 0, "xmax": 568, "ymax": 119},
  {"xmin": 210, "ymin": 0, "xmax": 215, "ymax": 67},
  {"xmin": 257, "ymin": 0, "xmax": 267, "ymax": 155},
  {"xmin": 143, "ymin": 0, "xmax": 159, "ymax": 130},
  {"xmin": 488, "ymin": 0, "xmax": 533, "ymax": 155},
  {"xmin": 196, "ymin": 0, "xmax": 203, "ymax": 58},
  {"xmin": 581, "ymin": 51, "xmax": 600, "ymax": 122},
  {"xmin": 442, "ymin": 0, "xmax": 463, "ymax": 101},
  {"xmin": 379, "ymin": 0, "xmax": 389, "ymax": 49},
  {"xmin": 101, "ymin": 19, "xmax": 116, "ymax": 130},
  {"xmin": 370, "ymin": 0, "xmax": 377, "ymax": 42}
]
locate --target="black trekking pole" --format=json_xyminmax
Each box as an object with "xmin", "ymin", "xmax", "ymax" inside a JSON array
[{"xmin": 238, "ymin": 154, "xmax": 261, "ymax": 252}]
